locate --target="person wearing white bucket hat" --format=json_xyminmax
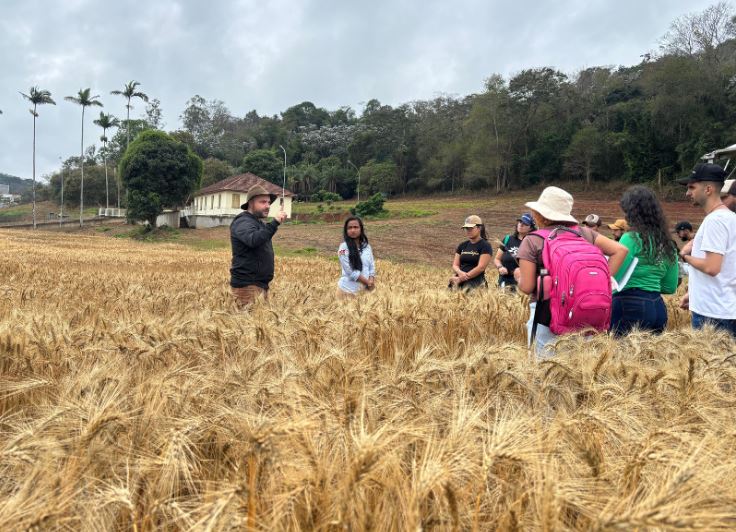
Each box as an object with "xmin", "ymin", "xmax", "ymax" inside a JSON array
[
  {"xmin": 513, "ymin": 186, "xmax": 628, "ymax": 356},
  {"xmin": 721, "ymin": 179, "xmax": 736, "ymax": 212}
]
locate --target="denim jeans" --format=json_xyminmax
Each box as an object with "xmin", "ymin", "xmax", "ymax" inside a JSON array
[
  {"xmin": 692, "ymin": 312, "xmax": 736, "ymax": 338},
  {"xmin": 611, "ymin": 288, "xmax": 668, "ymax": 337}
]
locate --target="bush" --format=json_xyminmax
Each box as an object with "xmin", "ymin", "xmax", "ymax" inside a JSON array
[
  {"xmin": 351, "ymin": 193, "xmax": 386, "ymax": 217},
  {"xmin": 310, "ymin": 189, "xmax": 342, "ymax": 202}
]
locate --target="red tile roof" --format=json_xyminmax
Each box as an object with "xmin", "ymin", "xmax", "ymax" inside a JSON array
[{"xmin": 195, "ymin": 173, "xmax": 294, "ymax": 197}]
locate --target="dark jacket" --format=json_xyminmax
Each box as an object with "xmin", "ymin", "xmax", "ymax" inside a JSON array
[{"xmin": 230, "ymin": 211, "xmax": 280, "ymax": 289}]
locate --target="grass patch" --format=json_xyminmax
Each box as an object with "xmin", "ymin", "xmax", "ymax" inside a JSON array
[
  {"xmin": 292, "ymin": 246, "xmax": 318, "ymax": 255},
  {"xmin": 186, "ymin": 239, "xmax": 230, "ymax": 251},
  {"xmin": 114, "ymin": 225, "xmax": 181, "ymax": 242},
  {"xmin": 363, "ymin": 208, "xmax": 437, "ymax": 220}
]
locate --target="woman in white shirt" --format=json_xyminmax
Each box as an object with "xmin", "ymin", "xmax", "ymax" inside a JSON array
[{"xmin": 337, "ymin": 216, "xmax": 376, "ymax": 296}]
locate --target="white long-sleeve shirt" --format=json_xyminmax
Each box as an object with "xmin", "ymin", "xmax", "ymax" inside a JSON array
[{"xmin": 337, "ymin": 242, "xmax": 376, "ymax": 294}]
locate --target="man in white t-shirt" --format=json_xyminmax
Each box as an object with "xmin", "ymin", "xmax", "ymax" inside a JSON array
[{"xmin": 678, "ymin": 163, "xmax": 736, "ymax": 337}]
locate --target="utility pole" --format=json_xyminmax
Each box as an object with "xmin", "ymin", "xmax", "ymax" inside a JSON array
[
  {"xmin": 278, "ymin": 145, "xmax": 287, "ymax": 202},
  {"xmin": 59, "ymin": 156, "xmax": 64, "ymax": 227},
  {"xmin": 348, "ymin": 160, "xmax": 361, "ymax": 203}
]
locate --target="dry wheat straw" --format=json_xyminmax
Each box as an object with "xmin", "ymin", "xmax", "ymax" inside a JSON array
[{"xmin": 0, "ymin": 229, "xmax": 734, "ymax": 530}]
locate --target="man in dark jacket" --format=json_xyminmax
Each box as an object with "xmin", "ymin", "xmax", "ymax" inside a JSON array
[{"xmin": 230, "ymin": 185, "xmax": 287, "ymax": 308}]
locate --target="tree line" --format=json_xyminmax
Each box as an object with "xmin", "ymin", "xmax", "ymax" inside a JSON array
[{"xmin": 9, "ymin": 3, "xmax": 736, "ymax": 222}]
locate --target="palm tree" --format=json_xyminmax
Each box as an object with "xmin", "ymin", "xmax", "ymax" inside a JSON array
[
  {"xmin": 65, "ymin": 89, "xmax": 103, "ymax": 227},
  {"xmin": 110, "ymin": 81, "xmax": 148, "ymax": 153},
  {"xmin": 93, "ymin": 112, "xmax": 120, "ymax": 210},
  {"xmin": 20, "ymin": 87, "xmax": 56, "ymax": 229}
]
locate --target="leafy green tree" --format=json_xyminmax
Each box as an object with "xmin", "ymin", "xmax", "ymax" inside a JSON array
[
  {"xmin": 413, "ymin": 96, "xmax": 471, "ymax": 192},
  {"xmin": 281, "ymin": 101, "xmax": 330, "ymax": 131},
  {"xmin": 119, "ymin": 130, "xmax": 203, "ymax": 226},
  {"xmin": 180, "ymin": 95, "xmax": 235, "ymax": 159},
  {"xmin": 315, "ymin": 155, "xmax": 348, "ymax": 195},
  {"xmin": 110, "ymin": 81, "xmax": 149, "ymax": 153},
  {"xmin": 361, "ymin": 160, "xmax": 400, "ymax": 196},
  {"xmin": 563, "ymin": 126, "xmax": 604, "ymax": 189},
  {"xmin": 201, "ymin": 157, "xmax": 235, "ymax": 188},
  {"xmin": 289, "ymin": 162, "xmax": 320, "ymax": 197},
  {"xmin": 93, "ymin": 112, "xmax": 120, "ymax": 209},
  {"xmin": 169, "ymin": 130, "xmax": 197, "ymax": 151},
  {"xmin": 47, "ymin": 163, "xmax": 108, "ymax": 207},
  {"xmin": 145, "ymin": 98, "xmax": 164, "ymax": 129},
  {"xmin": 241, "ymin": 149, "xmax": 282, "ymax": 181},
  {"xmin": 106, "ymin": 119, "xmax": 152, "ymax": 162},
  {"xmin": 65, "ymin": 88, "xmax": 103, "ymax": 226},
  {"xmin": 19, "ymin": 86, "xmax": 56, "ymax": 228}
]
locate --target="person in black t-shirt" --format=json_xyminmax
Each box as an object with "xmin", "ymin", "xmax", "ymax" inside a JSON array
[
  {"xmin": 493, "ymin": 212, "xmax": 535, "ymax": 291},
  {"xmin": 449, "ymin": 215, "xmax": 493, "ymax": 290}
]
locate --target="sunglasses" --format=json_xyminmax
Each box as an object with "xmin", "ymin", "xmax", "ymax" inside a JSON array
[{"xmin": 463, "ymin": 225, "xmax": 479, "ymax": 230}]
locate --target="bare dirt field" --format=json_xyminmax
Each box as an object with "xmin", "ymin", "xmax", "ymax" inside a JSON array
[
  {"xmin": 8, "ymin": 190, "xmax": 703, "ymax": 271},
  {"xmin": 172, "ymin": 189, "xmax": 704, "ymax": 269}
]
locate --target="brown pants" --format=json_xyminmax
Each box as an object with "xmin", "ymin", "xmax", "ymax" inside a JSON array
[{"xmin": 232, "ymin": 285, "xmax": 268, "ymax": 309}]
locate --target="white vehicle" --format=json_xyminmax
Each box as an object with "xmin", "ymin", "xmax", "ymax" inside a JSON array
[{"xmin": 702, "ymin": 144, "xmax": 736, "ymax": 177}]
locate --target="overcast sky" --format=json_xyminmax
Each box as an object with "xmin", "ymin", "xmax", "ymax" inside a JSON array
[{"xmin": 0, "ymin": 0, "xmax": 715, "ymax": 179}]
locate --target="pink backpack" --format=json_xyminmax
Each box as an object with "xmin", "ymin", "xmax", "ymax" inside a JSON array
[{"xmin": 531, "ymin": 226, "xmax": 612, "ymax": 337}]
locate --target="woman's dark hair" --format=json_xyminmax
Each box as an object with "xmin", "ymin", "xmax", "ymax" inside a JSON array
[
  {"xmin": 619, "ymin": 185, "xmax": 678, "ymax": 261},
  {"xmin": 513, "ymin": 220, "xmax": 536, "ymax": 239},
  {"xmin": 343, "ymin": 216, "xmax": 369, "ymax": 271},
  {"xmin": 479, "ymin": 224, "xmax": 488, "ymax": 241}
]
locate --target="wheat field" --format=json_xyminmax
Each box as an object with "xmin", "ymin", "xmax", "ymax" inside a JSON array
[{"xmin": 1, "ymin": 229, "xmax": 735, "ymax": 531}]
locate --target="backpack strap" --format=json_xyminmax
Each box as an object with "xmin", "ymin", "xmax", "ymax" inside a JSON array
[
  {"xmin": 527, "ymin": 228, "xmax": 551, "ymax": 240},
  {"xmin": 550, "ymin": 226, "xmax": 583, "ymax": 239},
  {"xmin": 529, "ymin": 226, "xmax": 583, "ymax": 240}
]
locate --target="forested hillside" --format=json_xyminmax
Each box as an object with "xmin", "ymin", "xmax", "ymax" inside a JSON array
[{"xmin": 0, "ymin": 173, "xmax": 32, "ymax": 194}]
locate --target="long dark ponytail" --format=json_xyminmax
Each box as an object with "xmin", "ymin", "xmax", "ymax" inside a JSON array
[{"xmin": 343, "ymin": 216, "xmax": 368, "ymax": 271}]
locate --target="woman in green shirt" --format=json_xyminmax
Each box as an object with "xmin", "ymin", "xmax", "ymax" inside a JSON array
[{"xmin": 611, "ymin": 186, "xmax": 680, "ymax": 336}]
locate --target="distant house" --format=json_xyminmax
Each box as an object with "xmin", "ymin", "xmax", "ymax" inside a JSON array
[
  {"xmin": 0, "ymin": 193, "xmax": 21, "ymax": 206},
  {"xmin": 185, "ymin": 173, "xmax": 294, "ymax": 229}
]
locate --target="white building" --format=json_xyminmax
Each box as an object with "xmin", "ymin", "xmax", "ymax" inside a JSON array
[{"xmin": 185, "ymin": 173, "xmax": 295, "ymax": 229}]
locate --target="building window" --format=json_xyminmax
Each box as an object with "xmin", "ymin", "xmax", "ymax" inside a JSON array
[
  {"xmin": 218, "ymin": 194, "xmax": 221, "ymax": 209},
  {"xmin": 231, "ymin": 194, "xmax": 240, "ymax": 209},
  {"xmin": 210, "ymin": 195, "xmax": 214, "ymax": 209}
]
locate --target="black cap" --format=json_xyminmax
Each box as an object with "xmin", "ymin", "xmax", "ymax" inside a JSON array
[
  {"xmin": 677, "ymin": 163, "xmax": 727, "ymax": 185},
  {"xmin": 674, "ymin": 221, "xmax": 693, "ymax": 232}
]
